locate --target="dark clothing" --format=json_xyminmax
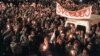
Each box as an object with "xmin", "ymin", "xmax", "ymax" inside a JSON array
[{"xmin": 54, "ymin": 43, "xmax": 66, "ymax": 56}]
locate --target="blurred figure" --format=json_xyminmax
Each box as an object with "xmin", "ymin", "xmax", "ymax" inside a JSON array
[
  {"xmin": 40, "ymin": 36, "xmax": 53, "ymax": 56},
  {"xmin": 70, "ymin": 48, "xmax": 76, "ymax": 56}
]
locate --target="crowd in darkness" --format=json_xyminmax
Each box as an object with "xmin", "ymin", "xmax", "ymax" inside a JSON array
[{"xmin": 0, "ymin": 0, "xmax": 100, "ymax": 56}]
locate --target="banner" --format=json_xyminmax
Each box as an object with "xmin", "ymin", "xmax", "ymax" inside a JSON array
[{"xmin": 56, "ymin": 2, "xmax": 92, "ymax": 19}]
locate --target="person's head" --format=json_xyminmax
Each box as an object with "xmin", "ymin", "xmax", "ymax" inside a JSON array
[
  {"xmin": 75, "ymin": 30, "xmax": 81, "ymax": 35},
  {"xmin": 70, "ymin": 48, "xmax": 76, "ymax": 56},
  {"xmin": 87, "ymin": 43, "xmax": 92, "ymax": 50},
  {"xmin": 91, "ymin": 26, "xmax": 96, "ymax": 32},
  {"xmin": 82, "ymin": 48, "xmax": 89, "ymax": 56},
  {"xmin": 6, "ymin": 23, "xmax": 11, "ymax": 30},
  {"xmin": 58, "ymin": 26, "xmax": 61, "ymax": 31},
  {"xmin": 96, "ymin": 26, "xmax": 100, "ymax": 32},
  {"xmin": 70, "ymin": 23, "xmax": 75, "ymax": 29},
  {"xmin": 73, "ymin": 40, "xmax": 79, "ymax": 49},
  {"xmin": 27, "ymin": 17, "xmax": 31, "ymax": 23},
  {"xmin": 66, "ymin": 42, "xmax": 71, "ymax": 48},
  {"xmin": 56, "ymin": 35, "xmax": 63, "ymax": 45},
  {"xmin": 13, "ymin": 24, "xmax": 19, "ymax": 33},
  {"xmin": 44, "ymin": 36, "xmax": 49, "ymax": 45},
  {"xmin": 84, "ymin": 33, "xmax": 89, "ymax": 39},
  {"xmin": 50, "ymin": 23, "xmax": 55, "ymax": 29},
  {"xmin": 68, "ymin": 33, "xmax": 74, "ymax": 41},
  {"xmin": 44, "ymin": 23, "xmax": 49, "ymax": 29},
  {"xmin": 31, "ymin": 31, "xmax": 35, "ymax": 35}
]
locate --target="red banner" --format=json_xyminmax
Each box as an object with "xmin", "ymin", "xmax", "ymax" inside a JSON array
[{"xmin": 56, "ymin": 2, "xmax": 92, "ymax": 19}]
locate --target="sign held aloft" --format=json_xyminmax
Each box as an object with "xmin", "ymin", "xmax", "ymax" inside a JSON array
[{"xmin": 56, "ymin": 2, "xmax": 92, "ymax": 19}]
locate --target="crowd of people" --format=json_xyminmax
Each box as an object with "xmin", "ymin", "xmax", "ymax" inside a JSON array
[{"xmin": 0, "ymin": 0, "xmax": 100, "ymax": 56}]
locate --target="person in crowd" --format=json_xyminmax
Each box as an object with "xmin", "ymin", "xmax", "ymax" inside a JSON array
[
  {"xmin": 78, "ymin": 48, "xmax": 89, "ymax": 56},
  {"xmin": 40, "ymin": 36, "xmax": 53, "ymax": 56}
]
